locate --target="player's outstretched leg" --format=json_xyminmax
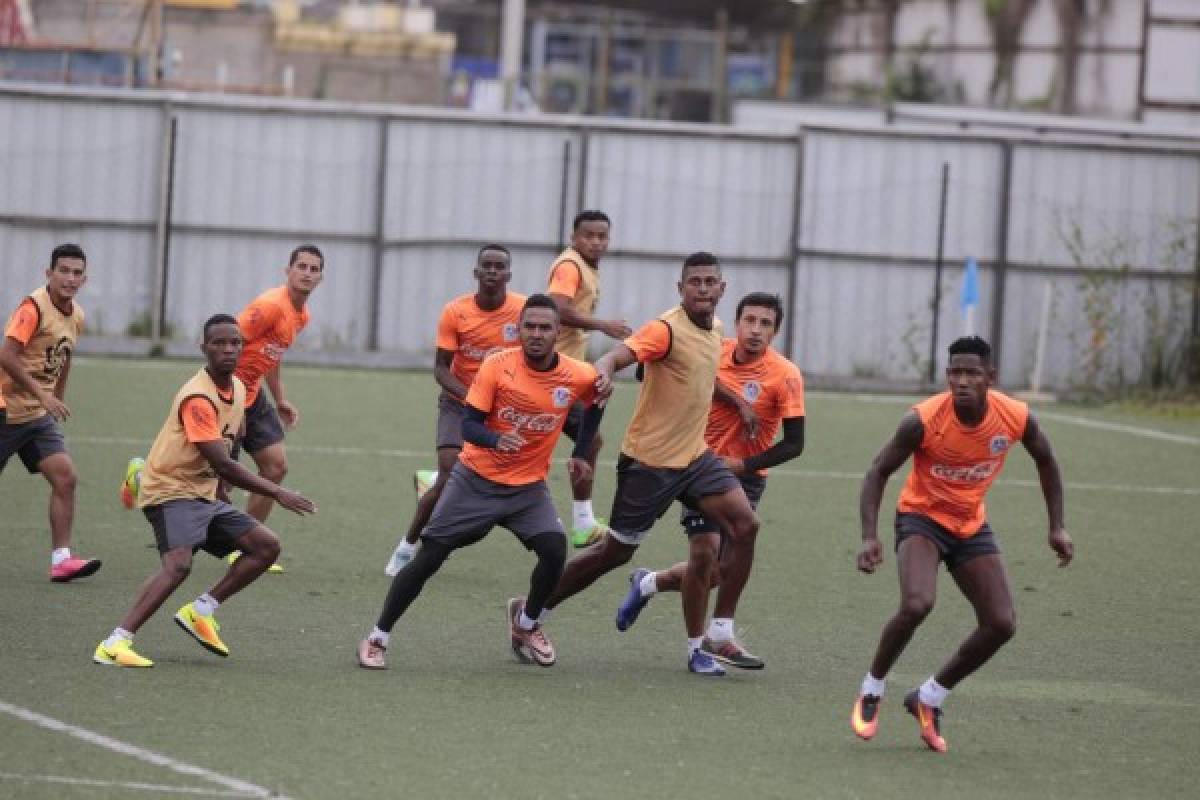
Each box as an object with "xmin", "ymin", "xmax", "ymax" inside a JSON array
[{"xmin": 360, "ymin": 537, "xmax": 456, "ymax": 669}]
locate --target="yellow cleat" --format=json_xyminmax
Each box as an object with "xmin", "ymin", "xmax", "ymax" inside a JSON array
[
  {"xmin": 226, "ymin": 551, "xmax": 284, "ymax": 573},
  {"xmin": 119, "ymin": 457, "xmax": 144, "ymax": 510},
  {"xmin": 174, "ymin": 602, "xmax": 229, "ymax": 657},
  {"xmin": 93, "ymin": 639, "xmax": 154, "ymax": 668},
  {"xmin": 570, "ymin": 520, "xmax": 609, "ymax": 549}
]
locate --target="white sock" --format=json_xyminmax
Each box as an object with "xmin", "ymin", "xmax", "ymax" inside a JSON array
[
  {"xmin": 861, "ymin": 672, "xmax": 886, "ymax": 698},
  {"xmin": 194, "ymin": 593, "xmax": 219, "ymax": 617},
  {"xmin": 517, "ymin": 611, "xmax": 537, "ymax": 631},
  {"xmin": 396, "ymin": 540, "xmax": 417, "ymax": 557},
  {"xmin": 639, "ymin": 571, "xmax": 659, "ymax": 597},
  {"xmin": 919, "ymin": 677, "xmax": 950, "ymax": 707},
  {"xmin": 103, "ymin": 628, "xmax": 133, "ymax": 648},
  {"xmin": 572, "ymin": 500, "xmax": 596, "ymax": 530},
  {"xmin": 369, "ymin": 627, "xmax": 389, "ymax": 647},
  {"xmin": 687, "ymin": 636, "xmax": 704, "ymax": 655},
  {"xmin": 51, "ymin": 547, "xmax": 71, "ymax": 566},
  {"xmin": 707, "ymin": 617, "xmax": 734, "ymax": 642}
]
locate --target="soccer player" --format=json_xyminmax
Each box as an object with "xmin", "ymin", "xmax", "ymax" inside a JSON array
[
  {"xmin": 383, "ymin": 245, "xmax": 525, "ymax": 575},
  {"xmin": 357, "ymin": 294, "xmax": 603, "ymax": 670},
  {"xmin": 850, "ymin": 335, "xmax": 1073, "ymax": 752},
  {"xmin": 615, "ymin": 292, "xmax": 806, "ymax": 671},
  {"xmin": 541, "ymin": 252, "xmax": 761, "ymax": 677},
  {"xmin": 229, "ymin": 244, "xmax": 324, "ymax": 571},
  {"xmin": 93, "ymin": 314, "xmax": 316, "ymax": 668},
  {"xmin": 546, "ymin": 210, "xmax": 631, "ymax": 547},
  {"xmin": 0, "ymin": 243, "xmax": 102, "ymax": 582}
]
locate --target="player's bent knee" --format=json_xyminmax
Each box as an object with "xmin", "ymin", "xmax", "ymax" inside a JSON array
[
  {"xmin": 899, "ymin": 596, "xmax": 935, "ymax": 623},
  {"xmin": 985, "ymin": 610, "xmax": 1017, "ymax": 641}
]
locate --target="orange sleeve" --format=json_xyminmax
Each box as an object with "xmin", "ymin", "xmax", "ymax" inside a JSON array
[
  {"xmin": 435, "ymin": 303, "xmax": 459, "ymax": 351},
  {"xmin": 576, "ymin": 363, "xmax": 599, "ymax": 406},
  {"xmin": 4, "ymin": 299, "xmax": 40, "ymax": 345},
  {"xmin": 180, "ymin": 397, "xmax": 222, "ymax": 443},
  {"xmin": 778, "ymin": 364, "xmax": 806, "ymax": 418},
  {"xmin": 237, "ymin": 299, "xmax": 280, "ymax": 342},
  {"xmin": 464, "ymin": 354, "xmax": 500, "ymax": 413},
  {"xmin": 547, "ymin": 261, "xmax": 582, "ymax": 298},
  {"xmin": 623, "ymin": 320, "xmax": 672, "ymax": 363}
]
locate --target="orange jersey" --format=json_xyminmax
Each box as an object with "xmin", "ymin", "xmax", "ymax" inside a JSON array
[
  {"xmin": 436, "ymin": 292, "xmax": 526, "ymax": 395},
  {"xmin": 897, "ymin": 390, "xmax": 1029, "ymax": 537},
  {"xmin": 459, "ymin": 349, "xmax": 598, "ymax": 486},
  {"xmin": 235, "ymin": 286, "xmax": 310, "ymax": 405},
  {"xmin": 706, "ymin": 340, "xmax": 805, "ymax": 475}
]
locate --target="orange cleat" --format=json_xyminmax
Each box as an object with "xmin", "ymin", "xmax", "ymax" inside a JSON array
[
  {"xmin": 851, "ymin": 693, "xmax": 882, "ymax": 740},
  {"xmin": 903, "ymin": 689, "xmax": 948, "ymax": 753}
]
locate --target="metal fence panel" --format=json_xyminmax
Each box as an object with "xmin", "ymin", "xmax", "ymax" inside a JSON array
[
  {"xmin": 1008, "ymin": 146, "xmax": 1200, "ymax": 271},
  {"xmin": 585, "ymin": 132, "xmax": 797, "ymax": 259},
  {"xmin": 173, "ymin": 108, "xmax": 381, "ymax": 235},
  {"xmin": 800, "ymin": 132, "xmax": 1004, "ymax": 263}
]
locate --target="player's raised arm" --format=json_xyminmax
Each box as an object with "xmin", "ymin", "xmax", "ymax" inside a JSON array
[
  {"xmin": 195, "ymin": 440, "xmax": 315, "ymax": 515},
  {"xmin": 858, "ymin": 411, "xmax": 924, "ymax": 573},
  {"xmin": 1020, "ymin": 412, "xmax": 1072, "ymax": 567}
]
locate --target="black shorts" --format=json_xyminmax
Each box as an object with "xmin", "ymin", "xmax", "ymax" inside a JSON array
[
  {"xmin": 681, "ymin": 473, "xmax": 767, "ymax": 536},
  {"xmin": 894, "ymin": 512, "xmax": 1001, "ymax": 571},
  {"xmin": 0, "ymin": 414, "xmax": 67, "ymax": 475},
  {"xmin": 242, "ymin": 391, "xmax": 286, "ymax": 455},
  {"xmin": 143, "ymin": 499, "xmax": 259, "ymax": 558},
  {"xmin": 608, "ymin": 450, "xmax": 741, "ymax": 546}
]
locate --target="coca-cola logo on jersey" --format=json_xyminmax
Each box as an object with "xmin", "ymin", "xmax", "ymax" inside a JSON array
[
  {"xmin": 930, "ymin": 461, "xmax": 999, "ymax": 483},
  {"xmin": 463, "ymin": 344, "xmax": 507, "ymax": 361},
  {"xmin": 498, "ymin": 406, "xmax": 562, "ymax": 433}
]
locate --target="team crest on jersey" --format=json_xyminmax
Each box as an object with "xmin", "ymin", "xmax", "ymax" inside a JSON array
[
  {"xmin": 502, "ymin": 323, "xmax": 519, "ymax": 342},
  {"xmin": 743, "ymin": 381, "xmax": 762, "ymax": 403},
  {"xmin": 552, "ymin": 387, "xmax": 572, "ymax": 408},
  {"xmin": 989, "ymin": 434, "xmax": 1010, "ymax": 455}
]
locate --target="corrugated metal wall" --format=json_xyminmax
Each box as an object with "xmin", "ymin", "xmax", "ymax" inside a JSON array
[{"xmin": 0, "ymin": 85, "xmax": 1196, "ymax": 391}]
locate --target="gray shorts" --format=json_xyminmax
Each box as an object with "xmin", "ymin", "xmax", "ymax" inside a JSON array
[
  {"xmin": 894, "ymin": 512, "xmax": 1001, "ymax": 571},
  {"xmin": 609, "ymin": 450, "xmax": 742, "ymax": 546},
  {"xmin": 681, "ymin": 473, "xmax": 767, "ymax": 536},
  {"xmin": 436, "ymin": 392, "xmax": 466, "ymax": 450},
  {"xmin": 0, "ymin": 413, "xmax": 67, "ymax": 475},
  {"xmin": 422, "ymin": 462, "xmax": 564, "ymax": 548},
  {"xmin": 143, "ymin": 498, "xmax": 259, "ymax": 557},
  {"xmin": 242, "ymin": 391, "xmax": 285, "ymax": 455}
]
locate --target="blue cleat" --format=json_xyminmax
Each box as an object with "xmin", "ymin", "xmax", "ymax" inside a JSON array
[
  {"xmin": 688, "ymin": 648, "xmax": 727, "ymax": 677},
  {"xmin": 616, "ymin": 568, "xmax": 652, "ymax": 631}
]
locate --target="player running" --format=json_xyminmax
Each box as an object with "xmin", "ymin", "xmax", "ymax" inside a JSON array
[
  {"xmin": 358, "ymin": 295, "xmax": 604, "ymax": 670},
  {"xmin": 540, "ymin": 252, "xmax": 761, "ymax": 676},
  {"xmin": 94, "ymin": 315, "xmax": 316, "ymax": 668},
  {"xmin": 384, "ymin": 245, "xmax": 525, "ymax": 575},
  {"xmin": 0, "ymin": 244, "xmax": 101, "ymax": 582},
  {"xmin": 615, "ymin": 292, "xmax": 805, "ymax": 671},
  {"xmin": 546, "ymin": 210, "xmax": 631, "ymax": 547},
  {"xmin": 850, "ymin": 335, "xmax": 1073, "ymax": 752}
]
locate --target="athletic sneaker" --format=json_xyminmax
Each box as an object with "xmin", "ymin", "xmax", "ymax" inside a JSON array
[
  {"xmin": 851, "ymin": 693, "xmax": 882, "ymax": 740},
  {"xmin": 702, "ymin": 637, "xmax": 765, "ymax": 670},
  {"xmin": 507, "ymin": 597, "xmax": 556, "ymax": 667},
  {"xmin": 414, "ymin": 470, "xmax": 437, "ymax": 501},
  {"xmin": 226, "ymin": 551, "xmax": 285, "ymax": 574},
  {"xmin": 903, "ymin": 689, "xmax": 947, "ymax": 753},
  {"xmin": 384, "ymin": 543, "xmax": 416, "ymax": 577},
  {"xmin": 687, "ymin": 648, "xmax": 726, "ymax": 677},
  {"xmin": 615, "ymin": 568, "xmax": 652, "ymax": 631},
  {"xmin": 50, "ymin": 556, "xmax": 102, "ymax": 583},
  {"xmin": 357, "ymin": 637, "xmax": 387, "ymax": 670},
  {"xmin": 174, "ymin": 602, "xmax": 229, "ymax": 657},
  {"xmin": 93, "ymin": 638, "xmax": 153, "ymax": 668},
  {"xmin": 569, "ymin": 519, "xmax": 609, "ymax": 548},
  {"xmin": 119, "ymin": 457, "xmax": 144, "ymax": 509}
]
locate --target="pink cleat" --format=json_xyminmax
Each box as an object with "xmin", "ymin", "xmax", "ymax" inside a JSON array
[{"xmin": 50, "ymin": 557, "xmax": 102, "ymax": 583}]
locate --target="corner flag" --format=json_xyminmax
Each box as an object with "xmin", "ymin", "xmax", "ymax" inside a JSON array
[{"xmin": 960, "ymin": 256, "xmax": 979, "ymax": 334}]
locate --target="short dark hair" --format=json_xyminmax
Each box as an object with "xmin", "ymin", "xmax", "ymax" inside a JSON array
[
  {"xmin": 477, "ymin": 243, "xmax": 511, "ymax": 260},
  {"xmin": 521, "ymin": 293, "xmax": 560, "ymax": 318},
  {"xmin": 203, "ymin": 313, "xmax": 240, "ymax": 342},
  {"xmin": 948, "ymin": 335, "xmax": 992, "ymax": 365},
  {"xmin": 572, "ymin": 210, "xmax": 611, "ymax": 231},
  {"xmin": 681, "ymin": 251, "xmax": 720, "ymax": 279},
  {"xmin": 50, "ymin": 243, "xmax": 86, "ymax": 269},
  {"xmin": 736, "ymin": 292, "xmax": 785, "ymax": 330},
  {"xmin": 289, "ymin": 244, "xmax": 324, "ymax": 269}
]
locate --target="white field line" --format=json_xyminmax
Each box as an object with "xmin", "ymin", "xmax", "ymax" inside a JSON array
[
  {"xmin": 0, "ymin": 772, "xmax": 259, "ymax": 797},
  {"xmin": 0, "ymin": 701, "xmax": 288, "ymax": 800},
  {"xmin": 1034, "ymin": 409, "xmax": 1200, "ymax": 446},
  {"xmin": 71, "ymin": 436, "xmax": 1199, "ymax": 497}
]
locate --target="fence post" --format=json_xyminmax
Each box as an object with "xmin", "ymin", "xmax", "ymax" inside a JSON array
[
  {"xmin": 927, "ymin": 162, "xmax": 950, "ymax": 385},
  {"xmin": 151, "ymin": 101, "xmax": 176, "ymax": 348},
  {"xmin": 574, "ymin": 128, "xmax": 590, "ymax": 214},
  {"xmin": 367, "ymin": 116, "xmax": 390, "ymax": 352},
  {"xmin": 783, "ymin": 126, "xmax": 805, "ymax": 361},
  {"xmin": 556, "ymin": 138, "xmax": 572, "ymax": 249},
  {"xmin": 990, "ymin": 142, "xmax": 1014, "ymax": 377}
]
